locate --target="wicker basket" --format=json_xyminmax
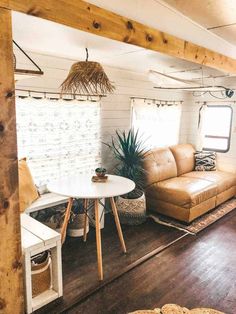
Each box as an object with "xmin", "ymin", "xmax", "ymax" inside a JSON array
[
  {"xmin": 31, "ymin": 251, "xmax": 52, "ymax": 298},
  {"xmin": 116, "ymin": 193, "xmax": 146, "ymax": 225},
  {"xmin": 68, "ymin": 213, "xmax": 89, "ymax": 237}
]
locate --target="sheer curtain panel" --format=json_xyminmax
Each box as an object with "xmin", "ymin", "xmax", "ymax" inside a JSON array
[
  {"xmin": 16, "ymin": 97, "xmax": 101, "ymax": 187},
  {"xmin": 131, "ymin": 98, "xmax": 181, "ymax": 149}
]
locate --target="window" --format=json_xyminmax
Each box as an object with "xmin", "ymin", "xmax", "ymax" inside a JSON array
[
  {"xmin": 131, "ymin": 98, "xmax": 181, "ymax": 149},
  {"xmin": 16, "ymin": 97, "xmax": 101, "ymax": 187},
  {"xmin": 202, "ymin": 105, "xmax": 232, "ymax": 153}
]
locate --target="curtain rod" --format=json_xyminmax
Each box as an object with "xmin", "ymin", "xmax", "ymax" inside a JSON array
[
  {"xmin": 195, "ymin": 100, "xmax": 236, "ymax": 104},
  {"xmin": 15, "ymin": 88, "xmax": 107, "ymax": 98},
  {"xmin": 130, "ymin": 96, "xmax": 183, "ymax": 104}
]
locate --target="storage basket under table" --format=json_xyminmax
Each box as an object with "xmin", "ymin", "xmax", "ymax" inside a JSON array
[{"xmin": 21, "ymin": 213, "xmax": 63, "ymax": 314}]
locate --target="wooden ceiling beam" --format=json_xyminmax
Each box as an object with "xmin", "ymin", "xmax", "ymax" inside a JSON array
[
  {"xmin": 0, "ymin": 7, "xmax": 24, "ymax": 314},
  {"xmin": 1, "ymin": 0, "xmax": 236, "ymax": 73}
]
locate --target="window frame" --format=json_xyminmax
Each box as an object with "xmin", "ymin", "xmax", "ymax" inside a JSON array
[{"xmin": 202, "ymin": 105, "xmax": 233, "ymax": 153}]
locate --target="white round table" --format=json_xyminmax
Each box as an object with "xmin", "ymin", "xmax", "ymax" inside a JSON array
[{"xmin": 48, "ymin": 174, "xmax": 135, "ymax": 280}]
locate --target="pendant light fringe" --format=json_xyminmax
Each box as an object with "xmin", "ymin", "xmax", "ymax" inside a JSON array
[{"xmin": 61, "ymin": 61, "xmax": 115, "ymax": 95}]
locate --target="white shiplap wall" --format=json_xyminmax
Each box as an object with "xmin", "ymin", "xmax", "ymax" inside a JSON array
[
  {"xmin": 180, "ymin": 93, "xmax": 236, "ymax": 173},
  {"xmin": 16, "ymin": 52, "xmax": 189, "ymax": 170}
]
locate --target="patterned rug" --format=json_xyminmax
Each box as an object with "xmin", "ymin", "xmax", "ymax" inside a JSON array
[
  {"xmin": 149, "ymin": 198, "xmax": 236, "ymax": 235},
  {"xmin": 129, "ymin": 303, "xmax": 224, "ymax": 313}
]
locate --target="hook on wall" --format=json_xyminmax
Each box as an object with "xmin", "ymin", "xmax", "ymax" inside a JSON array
[{"xmin": 85, "ymin": 48, "xmax": 89, "ymax": 62}]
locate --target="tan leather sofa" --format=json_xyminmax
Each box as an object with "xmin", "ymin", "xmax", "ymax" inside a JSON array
[{"xmin": 144, "ymin": 144, "xmax": 236, "ymax": 223}]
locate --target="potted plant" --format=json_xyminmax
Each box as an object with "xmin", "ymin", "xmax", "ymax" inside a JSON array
[
  {"xmin": 68, "ymin": 199, "xmax": 89, "ymax": 237},
  {"xmin": 104, "ymin": 129, "xmax": 148, "ymax": 225}
]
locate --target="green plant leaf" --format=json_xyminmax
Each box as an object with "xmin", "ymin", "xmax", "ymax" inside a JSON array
[{"xmin": 103, "ymin": 129, "xmax": 149, "ymax": 197}]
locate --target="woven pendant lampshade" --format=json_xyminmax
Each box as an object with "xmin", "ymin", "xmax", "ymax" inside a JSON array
[{"xmin": 61, "ymin": 48, "xmax": 115, "ymax": 95}]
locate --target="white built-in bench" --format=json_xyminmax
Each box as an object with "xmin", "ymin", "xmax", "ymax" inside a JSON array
[
  {"xmin": 26, "ymin": 192, "xmax": 69, "ymax": 214},
  {"xmin": 26, "ymin": 192, "xmax": 105, "ymax": 229},
  {"xmin": 21, "ymin": 213, "xmax": 63, "ymax": 314}
]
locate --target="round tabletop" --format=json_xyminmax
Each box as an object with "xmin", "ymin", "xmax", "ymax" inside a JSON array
[{"xmin": 47, "ymin": 174, "xmax": 135, "ymax": 199}]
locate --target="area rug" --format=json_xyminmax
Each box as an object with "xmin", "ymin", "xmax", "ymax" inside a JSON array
[
  {"xmin": 149, "ymin": 198, "xmax": 236, "ymax": 235},
  {"xmin": 129, "ymin": 303, "xmax": 225, "ymax": 314}
]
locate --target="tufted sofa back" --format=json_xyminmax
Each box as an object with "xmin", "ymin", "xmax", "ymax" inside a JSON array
[
  {"xmin": 143, "ymin": 144, "xmax": 196, "ymax": 186},
  {"xmin": 143, "ymin": 147, "xmax": 177, "ymax": 187},
  {"xmin": 170, "ymin": 144, "xmax": 196, "ymax": 176}
]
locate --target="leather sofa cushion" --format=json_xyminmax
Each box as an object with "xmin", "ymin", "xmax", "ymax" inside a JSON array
[
  {"xmin": 143, "ymin": 147, "xmax": 177, "ymax": 186},
  {"xmin": 182, "ymin": 170, "xmax": 236, "ymax": 194},
  {"xmin": 170, "ymin": 144, "xmax": 195, "ymax": 176},
  {"xmin": 147, "ymin": 176, "xmax": 217, "ymax": 208}
]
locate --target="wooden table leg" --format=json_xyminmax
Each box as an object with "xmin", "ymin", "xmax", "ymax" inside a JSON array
[
  {"xmin": 95, "ymin": 198, "xmax": 103, "ymax": 281},
  {"xmin": 61, "ymin": 197, "xmax": 73, "ymax": 245},
  {"xmin": 110, "ymin": 197, "xmax": 127, "ymax": 253},
  {"xmin": 83, "ymin": 199, "xmax": 88, "ymax": 242}
]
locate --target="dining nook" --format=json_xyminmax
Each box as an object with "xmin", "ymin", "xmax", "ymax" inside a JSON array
[{"xmin": 2, "ymin": 1, "xmax": 236, "ymax": 314}]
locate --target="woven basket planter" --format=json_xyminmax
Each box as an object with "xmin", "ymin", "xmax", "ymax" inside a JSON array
[
  {"xmin": 116, "ymin": 193, "xmax": 146, "ymax": 225},
  {"xmin": 68, "ymin": 213, "xmax": 89, "ymax": 237},
  {"xmin": 31, "ymin": 251, "xmax": 52, "ymax": 298},
  {"xmin": 43, "ymin": 213, "xmax": 63, "ymax": 233}
]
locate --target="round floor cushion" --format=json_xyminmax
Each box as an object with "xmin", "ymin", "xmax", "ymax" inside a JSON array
[
  {"xmin": 129, "ymin": 310, "xmax": 161, "ymax": 314},
  {"xmin": 190, "ymin": 309, "xmax": 224, "ymax": 314},
  {"xmin": 129, "ymin": 304, "xmax": 224, "ymax": 314}
]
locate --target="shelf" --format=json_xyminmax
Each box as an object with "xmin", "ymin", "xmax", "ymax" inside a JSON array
[{"xmin": 32, "ymin": 289, "xmax": 59, "ymax": 311}]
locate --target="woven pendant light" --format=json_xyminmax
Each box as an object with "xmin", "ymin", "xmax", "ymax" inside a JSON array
[{"xmin": 61, "ymin": 48, "xmax": 115, "ymax": 95}]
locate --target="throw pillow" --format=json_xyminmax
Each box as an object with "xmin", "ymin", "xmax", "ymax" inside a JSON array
[
  {"xmin": 18, "ymin": 158, "xmax": 39, "ymax": 212},
  {"xmin": 194, "ymin": 151, "xmax": 216, "ymax": 171}
]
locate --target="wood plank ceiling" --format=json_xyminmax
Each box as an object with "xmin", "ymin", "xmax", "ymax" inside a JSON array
[{"xmin": 163, "ymin": 0, "xmax": 236, "ymax": 45}]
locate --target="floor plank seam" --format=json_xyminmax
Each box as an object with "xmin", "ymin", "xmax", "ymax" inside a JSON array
[{"xmin": 61, "ymin": 233, "xmax": 189, "ymax": 314}]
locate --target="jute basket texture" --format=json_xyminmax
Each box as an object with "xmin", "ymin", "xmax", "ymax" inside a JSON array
[
  {"xmin": 68, "ymin": 213, "xmax": 89, "ymax": 237},
  {"xmin": 31, "ymin": 251, "xmax": 52, "ymax": 297},
  {"xmin": 116, "ymin": 193, "xmax": 146, "ymax": 225},
  {"xmin": 129, "ymin": 303, "xmax": 225, "ymax": 314},
  {"xmin": 61, "ymin": 61, "xmax": 115, "ymax": 95}
]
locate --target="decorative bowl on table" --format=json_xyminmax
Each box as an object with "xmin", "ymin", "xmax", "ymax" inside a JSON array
[{"xmin": 95, "ymin": 167, "xmax": 107, "ymax": 177}]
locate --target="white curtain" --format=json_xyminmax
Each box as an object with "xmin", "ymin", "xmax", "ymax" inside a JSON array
[
  {"xmin": 16, "ymin": 97, "xmax": 101, "ymax": 187},
  {"xmin": 131, "ymin": 98, "xmax": 181, "ymax": 149},
  {"xmin": 196, "ymin": 103, "xmax": 208, "ymax": 151}
]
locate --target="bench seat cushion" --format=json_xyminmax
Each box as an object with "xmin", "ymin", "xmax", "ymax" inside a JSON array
[
  {"xmin": 19, "ymin": 159, "xmax": 39, "ymax": 213},
  {"xmin": 147, "ymin": 176, "xmax": 217, "ymax": 209},
  {"xmin": 26, "ymin": 192, "xmax": 69, "ymax": 213},
  {"xmin": 182, "ymin": 170, "xmax": 236, "ymax": 194}
]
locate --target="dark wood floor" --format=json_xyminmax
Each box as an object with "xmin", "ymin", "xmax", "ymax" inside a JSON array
[
  {"xmin": 67, "ymin": 210, "xmax": 236, "ymax": 314},
  {"xmin": 36, "ymin": 215, "xmax": 185, "ymax": 314}
]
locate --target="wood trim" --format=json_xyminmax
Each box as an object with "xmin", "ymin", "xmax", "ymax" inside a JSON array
[
  {"xmin": 0, "ymin": 8, "xmax": 24, "ymax": 314},
  {"xmin": 1, "ymin": 0, "xmax": 236, "ymax": 73},
  {"xmin": 15, "ymin": 69, "xmax": 44, "ymax": 76}
]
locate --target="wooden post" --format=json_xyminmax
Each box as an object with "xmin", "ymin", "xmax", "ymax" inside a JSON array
[{"xmin": 0, "ymin": 8, "xmax": 24, "ymax": 314}]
